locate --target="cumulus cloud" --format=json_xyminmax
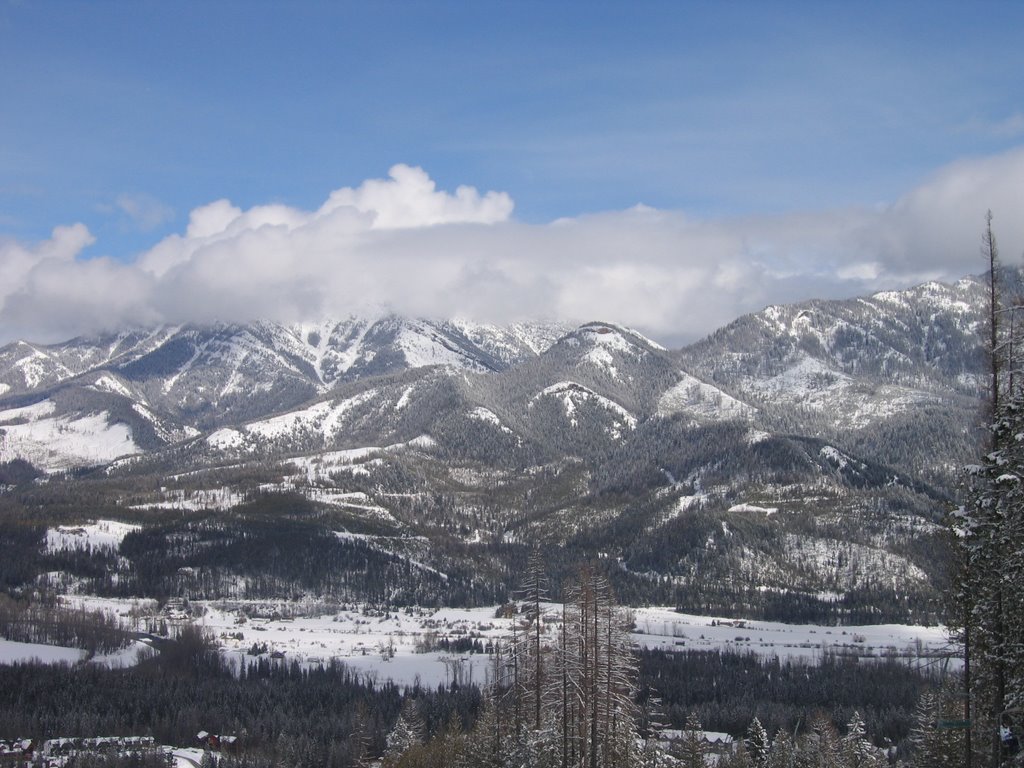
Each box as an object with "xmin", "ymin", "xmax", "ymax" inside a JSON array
[{"xmin": 2, "ymin": 153, "xmax": 1024, "ymax": 347}]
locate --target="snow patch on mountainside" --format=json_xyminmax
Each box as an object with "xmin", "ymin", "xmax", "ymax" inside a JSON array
[
  {"xmin": 246, "ymin": 401, "xmax": 336, "ymax": 440},
  {"xmin": 214, "ymin": 389, "xmax": 384, "ymax": 448},
  {"xmin": 730, "ymin": 502, "xmax": 778, "ymax": 515},
  {"xmin": 467, "ymin": 406, "xmax": 513, "ymax": 433},
  {"xmin": 130, "ymin": 488, "xmax": 245, "ymax": 512},
  {"xmin": 820, "ymin": 445, "xmax": 863, "ymax": 471},
  {"xmin": 207, "ymin": 428, "xmax": 245, "ymax": 450},
  {"xmin": 12, "ymin": 346, "xmax": 70, "ymax": 389},
  {"xmin": 0, "ymin": 400, "xmax": 139, "ymax": 472},
  {"xmin": 530, "ymin": 382, "xmax": 637, "ymax": 433},
  {"xmin": 46, "ymin": 520, "xmax": 141, "ymax": 552},
  {"xmin": 396, "ymin": 386, "xmax": 415, "ymax": 410},
  {"xmin": 783, "ymin": 534, "xmax": 929, "ymax": 589},
  {"xmin": 583, "ymin": 346, "xmax": 619, "ymax": 378},
  {"xmin": 132, "ymin": 403, "xmax": 199, "ymax": 444},
  {"xmin": 753, "ymin": 355, "xmax": 851, "ymax": 400},
  {"xmin": 89, "ymin": 375, "xmax": 135, "ymax": 400},
  {"xmin": 396, "ymin": 326, "xmax": 484, "ymax": 370},
  {"xmin": 658, "ymin": 373, "xmax": 757, "ymax": 420},
  {"xmin": 746, "ymin": 429, "xmax": 772, "ymax": 445}
]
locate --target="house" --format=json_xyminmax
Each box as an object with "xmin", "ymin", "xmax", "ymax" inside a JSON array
[
  {"xmin": 0, "ymin": 740, "xmax": 35, "ymax": 766},
  {"xmin": 197, "ymin": 732, "xmax": 240, "ymax": 753},
  {"xmin": 659, "ymin": 729, "xmax": 736, "ymax": 757}
]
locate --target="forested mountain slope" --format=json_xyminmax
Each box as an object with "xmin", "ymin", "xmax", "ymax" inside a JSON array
[{"xmin": 0, "ymin": 275, "xmax": 996, "ymax": 621}]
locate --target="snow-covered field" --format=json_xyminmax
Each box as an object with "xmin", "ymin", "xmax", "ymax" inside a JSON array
[
  {"xmin": 631, "ymin": 608, "xmax": 954, "ymax": 668},
  {"xmin": 0, "ymin": 637, "xmax": 153, "ymax": 668},
  {"xmin": 0, "ymin": 638, "xmax": 86, "ymax": 665},
  {"xmin": 40, "ymin": 597, "xmax": 958, "ymax": 685}
]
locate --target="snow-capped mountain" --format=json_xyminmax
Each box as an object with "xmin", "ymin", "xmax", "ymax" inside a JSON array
[
  {"xmin": 0, "ymin": 276, "xmax": 995, "ymax": 622},
  {"xmin": 0, "ymin": 316, "xmax": 574, "ymax": 467}
]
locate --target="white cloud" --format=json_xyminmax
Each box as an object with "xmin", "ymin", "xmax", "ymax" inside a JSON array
[
  {"xmin": 114, "ymin": 193, "xmax": 175, "ymax": 231},
  {"xmin": 0, "ymin": 223, "xmax": 95, "ymax": 326},
  {"xmin": 2, "ymin": 152, "xmax": 1024, "ymax": 347},
  {"xmin": 318, "ymin": 163, "xmax": 514, "ymax": 228}
]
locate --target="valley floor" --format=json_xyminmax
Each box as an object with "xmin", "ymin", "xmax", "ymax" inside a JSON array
[{"xmin": 43, "ymin": 595, "xmax": 956, "ymax": 686}]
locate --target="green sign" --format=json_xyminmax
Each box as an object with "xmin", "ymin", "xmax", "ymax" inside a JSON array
[{"xmin": 936, "ymin": 720, "xmax": 971, "ymax": 730}]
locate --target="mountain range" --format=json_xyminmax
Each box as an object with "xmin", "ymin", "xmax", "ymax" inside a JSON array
[{"xmin": 0, "ymin": 275, "xmax": 993, "ymax": 622}]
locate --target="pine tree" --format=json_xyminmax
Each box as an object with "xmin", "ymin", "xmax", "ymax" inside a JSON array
[
  {"xmin": 765, "ymin": 729, "xmax": 795, "ymax": 768},
  {"xmin": 908, "ymin": 688, "xmax": 966, "ymax": 768},
  {"xmin": 807, "ymin": 710, "xmax": 841, "ymax": 768},
  {"xmin": 840, "ymin": 711, "xmax": 880, "ymax": 768},
  {"xmin": 677, "ymin": 711, "xmax": 708, "ymax": 768},
  {"xmin": 745, "ymin": 717, "xmax": 770, "ymax": 768},
  {"xmin": 384, "ymin": 698, "xmax": 425, "ymax": 766},
  {"xmin": 950, "ymin": 211, "xmax": 1024, "ymax": 768},
  {"xmin": 471, "ymin": 692, "xmax": 505, "ymax": 768}
]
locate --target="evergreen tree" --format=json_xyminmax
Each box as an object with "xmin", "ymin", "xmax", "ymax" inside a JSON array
[
  {"xmin": 949, "ymin": 212, "xmax": 1024, "ymax": 768},
  {"xmin": 807, "ymin": 711, "xmax": 841, "ymax": 768},
  {"xmin": 677, "ymin": 711, "xmax": 708, "ymax": 768},
  {"xmin": 765, "ymin": 729, "xmax": 795, "ymax": 768},
  {"xmin": 908, "ymin": 689, "xmax": 963, "ymax": 768},
  {"xmin": 839, "ymin": 712, "xmax": 880, "ymax": 768},
  {"xmin": 745, "ymin": 717, "xmax": 770, "ymax": 768},
  {"xmin": 384, "ymin": 698, "xmax": 425, "ymax": 766}
]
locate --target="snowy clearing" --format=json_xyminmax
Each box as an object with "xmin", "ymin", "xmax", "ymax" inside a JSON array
[
  {"xmin": 0, "ymin": 638, "xmax": 85, "ymax": 665},
  {"xmin": 46, "ymin": 520, "xmax": 142, "ymax": 552},
  {"xmin": 632, "ymin": 608, "xmax": 955, "ymax": 668},
  {"xmin": 0, "ymin": 637, "xmax": 153, "ymax": 668},
  {"xmin": 51, "ymin": 597, "xmax": 957, "ymax": 685}
]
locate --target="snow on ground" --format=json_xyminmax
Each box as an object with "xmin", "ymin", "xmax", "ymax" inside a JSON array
[
  {"xmin": 13, "ymin": 347, "xmax": 67, "ymax": 389},
  {"xmin": 467, "ymin": 407, "xmax": 512, "ymax": 433},
  {"xmin": 206, "ymin": 428, "xmax": 245, "ymax": 450},
  {"xmin": 90, "ymin": 641, "xmax": 157, "ymax": 668},
  {"xmin": 728, "ymin": 502, "xmax": 778, "ymax": 515},
  {"xmin": 46, "ymin": 520, "xmax": 141, "ymax": 552},
  {"xmin": 245, "ymin": 400, "xmax": 336, "ymax": 440},
  {"xmin": 752, "ymin": 355, "xmax": 852, "ymax": 403},
  {"xmin": 171, "ymin": 748, "xmax": 205, "ymax": 768},
  {"xmin": 202, "ymin": 603, "xmax": 508, "ymax": 687},
  {"xmin": 781, "ymin": 533, "xmax": 929, "ymax": 589},
  {"xmin": 89, "ymin": 375, "xmax": 135, "ymax": 399},
  {"xmin": 397, "ymin": 326, "xmax": 481, "ymax": 370},
  {"xmin": 0, "ymin": 399, "xmax": 139, "ymax": 472},
  {"xmin": 583, "ymin": 345, "xmax": 619, "ymax": 379},
  {"xmin": 0, "ymin": 635, "xmax": 152, "ymax": 669},
  {"xmin": 52, "ymin": 597, "xmax": 955, "ymax": 684},
  {"xmin": 0, "ymin": 638, "xmax": 85, "ymax": 665},
  {"xmin": 742, "ymin": 353, "xmax": 940, "ymax": 429},
  {"xmin": 646, "ymin": 493, "xmax": 710, "ymax": 533},
  {"xmin": 658, "ymin": 373, "xmax": 756, "ymax": 420},
  {"xmin": 530, "ymin": 382, "xmax": 636, "ymax": 433},
  {"xmin": 632, "ymin": 608, "xmax": 955, "ymax": 667},
  {"xmin": 129, "ymin": 488, "xmax": 246, "ymax": 512},
  {"xmin": 286, "ymin": 439, "xmax": 434, "ymax": 485}
]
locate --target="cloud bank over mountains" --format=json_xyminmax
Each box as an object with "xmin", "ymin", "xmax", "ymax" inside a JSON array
[{"xmin": 2, "ymin": 151, "xmax": 1023, "ymax": 347}]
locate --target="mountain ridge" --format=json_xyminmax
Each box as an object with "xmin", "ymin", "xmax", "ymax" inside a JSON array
[{"xmin": 0, "ymin": 273, "xmax": 995, "ymax": 621}]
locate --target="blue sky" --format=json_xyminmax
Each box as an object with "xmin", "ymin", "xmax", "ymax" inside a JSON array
[{"xmin": 2, "ymin": 1, "xmax": 1024, "ymax": 344}]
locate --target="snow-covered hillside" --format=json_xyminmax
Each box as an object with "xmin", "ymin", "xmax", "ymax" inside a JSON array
[{"xmin": 0, "ymin": 400, "xmax": 139, "ymax": 473}]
